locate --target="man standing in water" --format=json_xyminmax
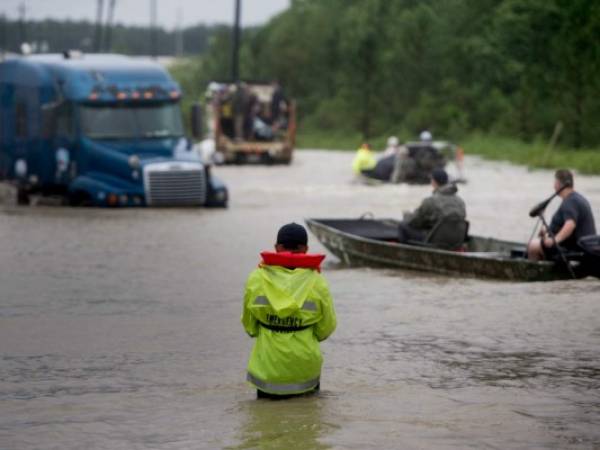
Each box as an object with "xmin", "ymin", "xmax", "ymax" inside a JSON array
[
  {"xmin": 527, "ymin": 169, "xmax": 596, "ymax": 261},
  {"xmin": 242, "ymin": 223, "xmax": 337, "ymax": 399}
]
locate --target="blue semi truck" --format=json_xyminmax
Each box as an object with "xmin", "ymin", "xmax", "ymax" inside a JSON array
[{"xmin": 0, "ymin": 52, "xmax": 228, "ymax": 207}]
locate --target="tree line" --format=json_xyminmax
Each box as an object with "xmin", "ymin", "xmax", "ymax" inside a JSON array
[
  {"xmin": 0, "ymin": 17, "xmax": 221, "ymax": 56},
  {"xmin": 190, "ymin": 0, "xmax": 599, "ymax": 148},
  {"xmin": 3, "ymin": 1, "xmax": 598, "ymax": 149}
]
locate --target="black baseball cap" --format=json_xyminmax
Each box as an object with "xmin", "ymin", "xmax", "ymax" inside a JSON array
[
  {"xmin": 276, "ymin": 223, "xmax": 308, "ymax": 249},
  {"xmin": 431, "ymin": 168, "xmax": 449, "ymax": 186}
]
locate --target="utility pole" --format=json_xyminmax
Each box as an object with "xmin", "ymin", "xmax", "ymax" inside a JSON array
[
  {"xmin": 18, "ymin": 2, "xmax": 27, "ymax": 46},
  {"xmin": 1, "ymin": 14, "xmax": 6, "ymax": 56},
  {"xmin": 150, "ymin": 0, "xmax": 157, "ymax": 58},
  {"xmin": 231, "ymin": 0, "xmax": 241, "ymax": 82},
  {"xmin": 104, "ymin": 0, "xmax": 116, "ymax": 52},
  {"xmin": 175, "ymin": 7, "xmax": 183, "ymax": 57},
  {"xmin": 94, "ymin": 0, "xmax": 104, "ymax": 52}
]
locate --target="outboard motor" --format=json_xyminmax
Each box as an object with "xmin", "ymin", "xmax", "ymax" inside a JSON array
[{"xmin": 577, "ymin": 235, "xmax": 600, "ymax": 278}]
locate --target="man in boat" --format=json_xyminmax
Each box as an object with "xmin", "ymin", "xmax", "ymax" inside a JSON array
[
  {"xmin": 242, "ymin": 223, "xmax": 337, "ymax": 399},
  {"xmin": 419, "ymin": 130, "xmax": 433, "ymax": 142},
  {"xmin": 352, "ymin": 142, "xmax": 377, "ymax": 176},
  {"xmin": 398, "ymin": 168, "xmax": 467, "ymax": 243},
  {"xmin": 361, "ymin": 137, "xmax": 410, "ymax": 182},
  {"xmin": 383, "ymin": 136, "xmax": 400, "ymax": 157},
  {"xmin": 391, "ymin": 132, "xmax": 445, "ymax": 184},
  {"xmin": 527, "ymin": 169, "xmax": 596, "ymax": 261}
]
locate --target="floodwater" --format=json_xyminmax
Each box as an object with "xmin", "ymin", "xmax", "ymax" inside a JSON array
[{"xmin": 1, "ymin": 150, "xmax": 599, "ymax": 449}]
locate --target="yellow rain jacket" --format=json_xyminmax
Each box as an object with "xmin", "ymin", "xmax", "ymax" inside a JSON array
[
  {"xmin": 242, "ymin": 262, "xmax": 336, "ymax": 395},
  {"xmin": 352, "ymin": 147, "xmax": 376, "ymax": 174}
]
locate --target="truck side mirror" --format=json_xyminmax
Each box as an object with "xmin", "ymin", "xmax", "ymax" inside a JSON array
[{"xmin": 191, "ymin": 103, "xmax": 203, "ymax": 140}]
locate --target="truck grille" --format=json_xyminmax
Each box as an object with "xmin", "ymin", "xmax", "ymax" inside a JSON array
[{"xmin": 145, "ymin": 164, "xmax": 206, "ymax": 206}]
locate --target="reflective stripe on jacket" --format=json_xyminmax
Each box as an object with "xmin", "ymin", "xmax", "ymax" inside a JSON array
[{"xmin": 242, "ymin": 264, "xmax": 336, "ymax": 395}]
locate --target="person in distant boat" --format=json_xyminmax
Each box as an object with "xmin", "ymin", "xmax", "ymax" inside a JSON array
[
  {"xmin": 364, "ymin": 136, "xmax": 410, "ymax": 182},
  {"xmin": 352, "ymin": 142, "xmax": 377, "ymax": 176},
  {"xmin": 527, "ymin": 169, "xmax": 596, "ymax": 261},
  {"xmin": 242, "ymin": 223, "xmax": 337, "ymax": 399},
  {"xmin": 382, "ymin": 136, "xmax": 400, "ymax": 157},
  {"xmin": 419, "ymin": 130, "xmax": 433, "ymax": 142},
  {"xmin": 392, "ymin": 131, "xmax": 442, "ymax": 184},
  {"xmin": 398, "ymin": 168, "xmax": 467, "ymax": 243}
]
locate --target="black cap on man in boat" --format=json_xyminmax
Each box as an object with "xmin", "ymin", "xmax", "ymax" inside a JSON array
[
  {"xmin": 431, "ymin": 168, "xmax": 449, "ymax": 186},
  {"xmin": 277, "ymin": 222, "xmax": 308, "ymax": 249}
]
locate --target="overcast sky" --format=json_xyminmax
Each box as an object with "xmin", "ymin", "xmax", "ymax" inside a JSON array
[{"xmin": 1, "ymin": 0, "xmax": 291, "ymax": 29}]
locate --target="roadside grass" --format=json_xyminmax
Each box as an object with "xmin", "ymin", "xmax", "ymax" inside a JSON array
[
  {"xmin": 297, "ymin": 128, "xmax": 600, "ymax": 175},
  {"xmin": 462, "ymin": 134, "xmax": 600, "ymax": 175}
]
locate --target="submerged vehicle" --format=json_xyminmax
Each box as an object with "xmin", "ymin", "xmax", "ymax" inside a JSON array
[
  {"xmin": 0, "ymin": 52, "xmax": 228, "ymax": 207},
  {"xmin": 305, "ymin": 218, "xmax": 600, "ymax": 282},
  {"xmin": 202, "ymin": 81, "xmax": 296, "ymax": 164}
]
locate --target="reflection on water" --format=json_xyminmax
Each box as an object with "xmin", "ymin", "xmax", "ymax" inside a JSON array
[
  {"xmin": 229, "ymin": 396, "xmax": 335, "ymax": 450},
  {"xmin": 1, "ymin": 151, "xmax": 599, "ymax": 449}
]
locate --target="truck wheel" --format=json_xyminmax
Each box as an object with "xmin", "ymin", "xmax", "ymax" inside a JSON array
[
  {"xmin": 260, "ymin": 153, "xmax": 274, "ymax": 165},
  {"xmin": 205, "ymin": 189, "xmax": 228, "ymax": 208},
  {"xmin": 234, "ymin": 152, "xmax": 247, "ymax": 165},
  {"xmin": 68, "ymin": 191, "xmax": 93, "ymax": 207},
  {"xmin": 205, "ymin": 198, "xmax": 228, "ymax": 208},
  {"xmin": 16, "ymin": 187, "xmax": 30, "ymax": 205}
]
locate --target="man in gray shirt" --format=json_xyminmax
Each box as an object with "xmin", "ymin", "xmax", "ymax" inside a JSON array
[{"xmin": 528, "ymin": 169, "xmax": 596, "ymax": 261}]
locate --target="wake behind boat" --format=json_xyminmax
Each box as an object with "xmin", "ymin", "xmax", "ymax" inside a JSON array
[{"xmin": 305, "ymin": 217, "xmax": 599, "ymax": 282}]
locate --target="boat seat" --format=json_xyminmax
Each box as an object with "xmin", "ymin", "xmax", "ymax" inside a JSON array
[{"xmin": 410, "ymin": 215, "xmax": 469, "ymax": 250}]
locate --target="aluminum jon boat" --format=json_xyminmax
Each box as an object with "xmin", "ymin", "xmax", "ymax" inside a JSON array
[{"xmin": 305, "ymin": 218, "xmax": 590, "ymax": 282}]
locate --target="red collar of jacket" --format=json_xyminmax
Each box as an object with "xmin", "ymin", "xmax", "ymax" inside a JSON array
[{"xmin": 259, "ymin": 251, "xmax": 325, "ymax": 271}]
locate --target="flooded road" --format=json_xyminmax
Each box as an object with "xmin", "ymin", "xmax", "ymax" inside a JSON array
[{"xmin": 1, "ymin": 150, "xmax": 599, "ymax": 449}]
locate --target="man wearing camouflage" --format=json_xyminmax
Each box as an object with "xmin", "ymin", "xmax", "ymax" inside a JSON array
[{"xmin": 398, "ymin": 168, "xmax": 466, "ymax": 243}]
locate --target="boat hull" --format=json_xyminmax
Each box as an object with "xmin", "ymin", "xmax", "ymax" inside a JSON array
[{"xmin": 306, "ymin": 218, "xmax": 583, "ymax": 282}]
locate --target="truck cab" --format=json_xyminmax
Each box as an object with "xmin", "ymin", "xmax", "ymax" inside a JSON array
[{"xmin": 0, "ymin": 53, "xmax": 228, "ymax": 207}]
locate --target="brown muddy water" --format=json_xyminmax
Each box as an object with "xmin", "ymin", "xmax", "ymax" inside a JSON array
[{"xmin": 1, "ymin": 150, "xmax": 599, "ymax": 449}]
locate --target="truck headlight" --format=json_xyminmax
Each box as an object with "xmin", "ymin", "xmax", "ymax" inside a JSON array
[
  {"xmin": 128, "ymin": 155, "xmax": 141, "ymax": 169},
  {"xmin": 15, "ymin": 159, "xmax": 27, "ymax": 177}
]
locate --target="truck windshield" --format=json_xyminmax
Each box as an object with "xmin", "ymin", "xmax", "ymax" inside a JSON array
[{"xmin": 81, "ymin": 103, "xmax": 184, "ymax": 139}]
